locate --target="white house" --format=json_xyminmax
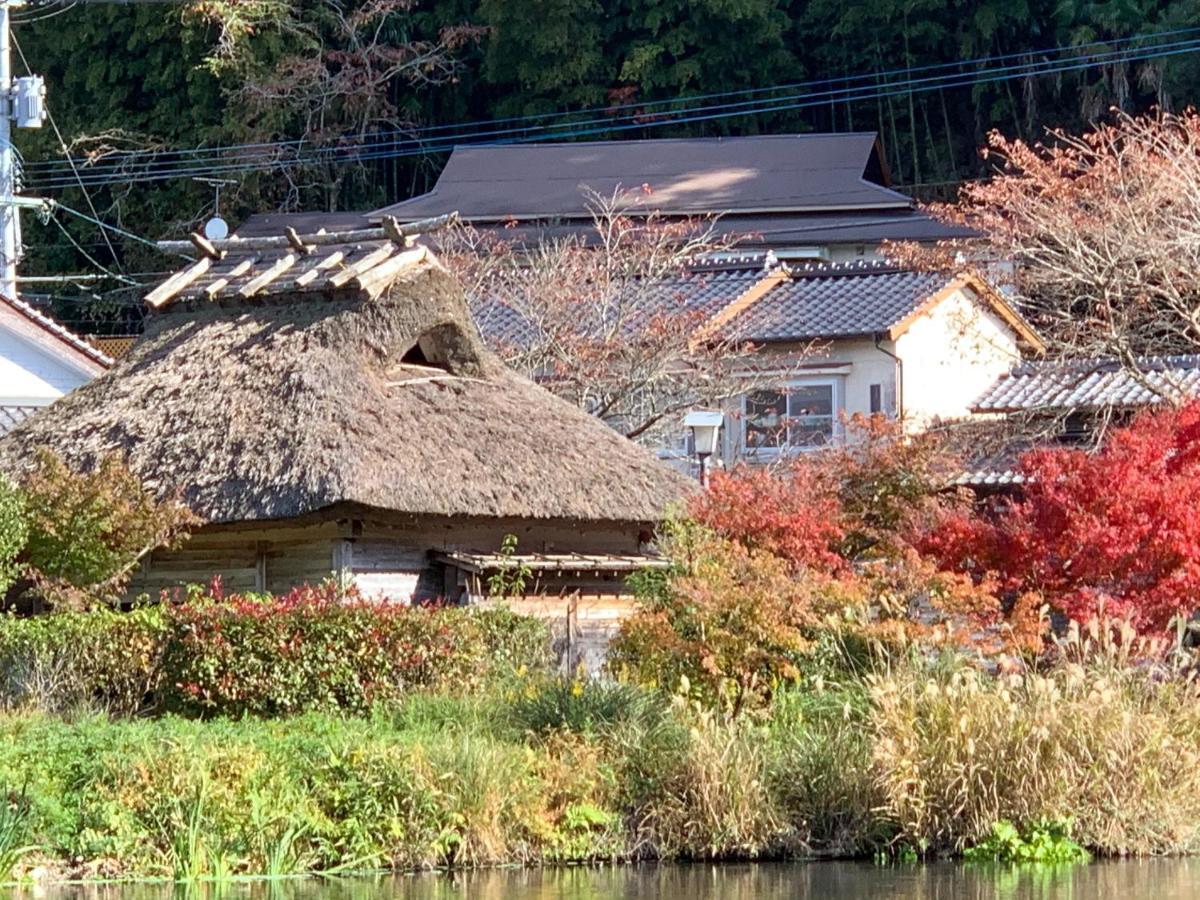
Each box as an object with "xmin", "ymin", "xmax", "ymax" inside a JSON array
[
  {"xmin": 705, "ymin": 259, "xmax": 1043, "ymax": 464},
  {"xmin": 0, "ymin": 294, "xmax": 111, "ymax": 434}
]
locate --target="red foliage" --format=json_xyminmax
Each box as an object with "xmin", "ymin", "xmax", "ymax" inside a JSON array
[
  {"xmin": 923, "ymin": 401, "xmax": 1200, "ymax": 634},
  {"xmin": 692, "ymin": 462, "xmax": 846, "ymax": 572}
]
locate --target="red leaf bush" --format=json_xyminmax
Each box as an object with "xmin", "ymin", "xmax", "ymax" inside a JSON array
[{"xmin": 163, "ymin": 582, "xmax": 551, "ymax": 716}]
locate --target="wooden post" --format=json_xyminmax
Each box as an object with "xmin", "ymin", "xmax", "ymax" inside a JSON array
[
  {"xmin": 566, "ymin": 593, "xmax": 580, "ymax": 674},
  {"xmin": 333, "ymin": 539, "xmax": 355, "ymax": 595},
  {"xmin": 254, "ymin": 541, "xmax": 268, "ymax": 593}
]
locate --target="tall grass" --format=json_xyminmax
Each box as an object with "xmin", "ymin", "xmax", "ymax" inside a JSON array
[
  {"xmin": 868, "ymin": 626, "xmax": 1200, "ymax": 855},
  {"xmin": 0, "ymin": 787, "xmax": 34, "ymax": 882},
  {"xmin": 617, "ymin": 700, "xmax": 797, "ymax": 859},
  {"xmin": 766, "ymin": 685, "xmax": 884, "ymax": 855}
]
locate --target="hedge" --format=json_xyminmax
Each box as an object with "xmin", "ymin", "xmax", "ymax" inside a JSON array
[{"xmin": 0, "ymin": 586, "xmax": 551, "ymax": 717}]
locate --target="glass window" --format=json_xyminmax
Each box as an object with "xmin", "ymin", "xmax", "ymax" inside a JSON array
[
  {"xmin": 788, "ymin": 383, "xmax": 835, "ymax": 447},
  {"xmin": 744, "ymin": 382, "xmax": 836, "ymax": 453},
  {"xmin": 745, "ymin": 389, "xmax": 789, "ymax": 450}
]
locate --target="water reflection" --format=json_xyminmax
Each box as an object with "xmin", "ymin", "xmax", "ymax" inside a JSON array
[{"xmin": 10, "ymin": 860, "xmax": 1200, "ymax": 900}]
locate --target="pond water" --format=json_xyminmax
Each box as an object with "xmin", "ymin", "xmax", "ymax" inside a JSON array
[{"xmin": 10, "ymin": 860, "xmax": 1200, "ymax": 900}]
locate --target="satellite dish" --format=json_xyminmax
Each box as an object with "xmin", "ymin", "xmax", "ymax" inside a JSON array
[{"xmin": 203, "ymin": 216, "xmax": 229, "ymax": 241}]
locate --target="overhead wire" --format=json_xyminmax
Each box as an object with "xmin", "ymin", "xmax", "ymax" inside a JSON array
[
  {"xmin": 21, "ymin": 23, "xmax": 1200, "ymax": 177},
  {"xmin": 44, "ymin": 212, "xmax": 138, "ymax": 284},
  {"xmin": 12, "ymin": 1, "xmax": 79, "ymax": 24},
  {"xmin": 25, "ymin": 36, "xmax": 1200, "ymax": 190},
  {"xmin": 24, "ymin": 36, "xmax": 1200, "ymax": 190},
  {"xmin": 11, "ymin": 32, "xmax": 124, "ymax": 272},
  {"xmin": 52, "ymin": 200, "xmax": 194, "ymax": 258}
]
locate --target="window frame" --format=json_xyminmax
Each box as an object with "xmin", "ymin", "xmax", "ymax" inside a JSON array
[{"xmin": 741, "ymin": 377, "xmax": 842, "ymax": 457}]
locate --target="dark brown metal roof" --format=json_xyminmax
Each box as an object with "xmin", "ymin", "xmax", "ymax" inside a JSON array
[
  {"xmin": 374, "ymin": 133, "xmax": 914, "ymax": 222},
  {"xmin": 448, "ymin": 208, "xmax": 970, "ymax": 247},
  {"xmin": 235, "ymin": 210, "xmax": 373, "ymax": 238}
]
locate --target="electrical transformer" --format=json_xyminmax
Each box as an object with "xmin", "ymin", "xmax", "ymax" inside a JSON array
[{"xmin": 12, "ymin": 76, "xmax": 45, "ymax": 129}]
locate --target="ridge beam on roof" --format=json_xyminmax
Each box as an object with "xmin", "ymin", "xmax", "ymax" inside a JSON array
[
  {"xmin": 689, "ymin": 268, "xmax": 790, "ymax": 349},
  {"xmin": 155, "ymin": 211, "xmax": 460, "ymax": 255}
]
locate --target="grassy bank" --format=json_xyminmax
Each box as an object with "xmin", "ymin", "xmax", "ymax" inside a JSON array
[{"xmin": 1, "ymin": 647, "xmax": 1199, "ymax": 883}]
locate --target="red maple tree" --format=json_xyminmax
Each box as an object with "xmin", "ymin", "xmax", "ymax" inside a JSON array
[{"xmin": 923, "ymin": 400, "xmax": 1200, "ymax": 634}]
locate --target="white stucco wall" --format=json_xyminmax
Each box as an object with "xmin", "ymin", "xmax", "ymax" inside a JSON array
[
  {"xmin": 0, "ymin": 322, "xmax": 95, "ymax": 405},
  {"xmin": 716, "ymin": 338, "xmax": 901, "ymax": 464},
  {"xmin": 894, "ymin": 285, "xmax": 1022, "ymax": 429}
]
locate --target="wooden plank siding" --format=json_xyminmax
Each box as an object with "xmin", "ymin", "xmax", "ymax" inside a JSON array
[
  {"xmin": 480, "ymin": 596, "xmax": 640, "ymax": 673},
  {"xmin": 125, "ymin": 513, "xmax": 649, "ymax": 604}
]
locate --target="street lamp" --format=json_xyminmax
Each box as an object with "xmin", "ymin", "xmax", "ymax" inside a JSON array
[{"xmin": 683, "ymin": 410, "xmax": 724, "ymax": 487}]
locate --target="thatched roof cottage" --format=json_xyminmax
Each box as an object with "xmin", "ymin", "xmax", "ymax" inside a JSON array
[{"xmin": 0, "ymin": 219, "xmax": 690, "ymax": 601}]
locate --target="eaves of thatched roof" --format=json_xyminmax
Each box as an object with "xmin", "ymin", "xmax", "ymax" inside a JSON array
[{"xmin": 0, "ymin": 220, "xmax": 691, "ymax": 525}]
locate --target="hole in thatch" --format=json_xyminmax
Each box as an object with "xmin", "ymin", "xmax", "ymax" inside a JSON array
[
  {"xmin": 388, "ymin": 323, "xmax": 483, "ymax": 384},
  {"xmin": 401, "ymin": 342, "xmax": 436, "ymax": 366},
  {"xmin": 396, "ymin": 322, "xmax": 479, "ymax": 374}
]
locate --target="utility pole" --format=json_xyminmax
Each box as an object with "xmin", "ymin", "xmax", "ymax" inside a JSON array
[
  {"xmin": 0, "ymin": 0, "xmax": 18, "ymax": 301},
  {"xmin": 0, "ymin": 0, "xmax": 45, "ymax": 301}
]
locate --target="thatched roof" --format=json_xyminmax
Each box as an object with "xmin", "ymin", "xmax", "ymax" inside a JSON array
[{"xmin": 0, "ymin": 222, "xmax": 691, "ymax": 525}]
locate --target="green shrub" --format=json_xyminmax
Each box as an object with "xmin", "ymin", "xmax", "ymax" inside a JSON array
[
  {"xmin": 0, "ymin": 478, "xmax": 25, "ymax": 600},
  {"xmin": 0, "ymin": 587, "xmax": 550, "ymax": 718},
  {"xmin": 0, "ymin": 606, "xmax": 167, "ymax": 715},
  {"xmin": 16, "ymin": 450, "xmax": 196, "ymax": 610},
  {"xmin": 163, "ymin": 584, "xmax": 552, "ymax": 717}
]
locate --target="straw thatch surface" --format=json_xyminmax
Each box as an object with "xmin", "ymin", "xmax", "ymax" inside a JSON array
[{"xmin": 0, "ymin": 249, "xmax": 690, "ymax": 525}]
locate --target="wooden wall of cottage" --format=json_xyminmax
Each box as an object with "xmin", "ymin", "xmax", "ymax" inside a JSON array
[{"xmin": 125, "ymin": 511, "xmax": 649, "ymax": 605}]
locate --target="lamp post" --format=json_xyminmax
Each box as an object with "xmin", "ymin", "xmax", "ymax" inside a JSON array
[{"xmin": 684, "ymin": 410, "xmax": 724, "ymax": 487}]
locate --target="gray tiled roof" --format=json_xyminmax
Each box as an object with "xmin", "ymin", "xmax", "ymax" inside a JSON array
[
  {"xmin": 470, "ymin": 266, "xmax": 767, "ymax": 348},
  {"xmin": 0, "ymin": 405, "xmax": 39, "ymax": 434},
  {"xmin": 470, "ymin": 295, "xmax": 540, "ymax": 350},
  {"xmin": 721, "ymin": 261, "xmax": 950, "ymax": 341},
  {"xmin": 972, "ymin": 355, "xmax": 1200, "ymax": 413}
]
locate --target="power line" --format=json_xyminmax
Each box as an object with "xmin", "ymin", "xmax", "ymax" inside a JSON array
[
  {"xmin": 30, "ymin": 36, "xmax": 1200, "ymax": 187},
  {"xmin": 22, "ymin": 23, "xmax": 1200, "ymax": 177},
  {"xmin": 45, "ymin": 210, "xmax": 136, "ymax": 282},
  {"xmin": 10, "ymin": 31, "xmax": 123, "ymax": 274},
  {"xmin": 25, "ymin": 37, "xmax": 1200, "ymax": 190},
  {"xmin": 53, "ymin": 199, "xmax": 192, "ymax": 257}
]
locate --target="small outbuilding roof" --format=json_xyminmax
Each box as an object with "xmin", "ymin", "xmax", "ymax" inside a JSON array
[
  {"xmin": 0, "ymin": 218, "xmax": 691, "ymax": 525},
  {"xmin": 0, "ymin": 293, "xmax": 112, "ymax": 372},
  {"xmin": 972, "ymin": 355, "xmax": 1200, "ymax": 413}
]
